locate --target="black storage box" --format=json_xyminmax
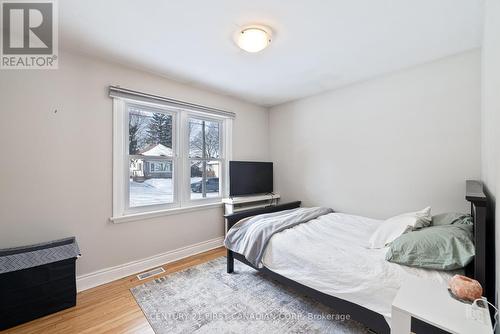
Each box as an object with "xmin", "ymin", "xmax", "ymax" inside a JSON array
[{"xmin": 0, "ymin": 237, "xmax": 80, "ymax": 330}]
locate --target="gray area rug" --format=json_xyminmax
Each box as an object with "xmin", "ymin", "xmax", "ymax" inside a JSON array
[{"xmin": 131, "ymin": 257, "xmax": 370, "ymax": 334}]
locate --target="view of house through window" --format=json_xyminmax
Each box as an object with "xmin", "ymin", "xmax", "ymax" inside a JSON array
[
  {"xmin": 124, "ymin": 103, "xmax": 226, "ymax": 212},
  {"xmin": 128, "ymin": 106, "xmax": 174, "ymax": 208}
]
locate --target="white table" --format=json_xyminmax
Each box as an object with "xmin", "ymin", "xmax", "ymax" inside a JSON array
[{"xmin": 391, "ymin": 276, "xmax": 493, "ymax": 334}]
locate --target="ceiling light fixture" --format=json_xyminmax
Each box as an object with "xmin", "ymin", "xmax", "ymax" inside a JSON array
[{"xmin": 236, "ymin": 26, "xmax": 272, "ymax": 53}]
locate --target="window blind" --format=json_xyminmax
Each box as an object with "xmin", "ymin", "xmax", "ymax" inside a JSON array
[{"xmin": 108, "ymin": 86, "xmax": 236, "ymax": 119}]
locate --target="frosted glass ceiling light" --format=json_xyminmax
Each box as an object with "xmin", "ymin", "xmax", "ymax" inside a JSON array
[{"xmin": 237, "ymin": 26, "xmax": 272, "ymax": 53}]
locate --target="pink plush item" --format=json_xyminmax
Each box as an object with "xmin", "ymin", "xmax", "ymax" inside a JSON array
[{"xmin": 449, "ymin": 275, "xmax": 483, "ymax": 302}]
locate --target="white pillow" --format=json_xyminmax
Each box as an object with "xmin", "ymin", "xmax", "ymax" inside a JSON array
[{"xmin": 367, "ymin": 207, "xmax": 432, "ymax": 249}]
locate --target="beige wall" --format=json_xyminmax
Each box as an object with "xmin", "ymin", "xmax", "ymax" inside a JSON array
[
  {"xmin": 269, "ymin": 51, "xmax": 481, "ymax": 219},
  {"xmin": 0, "ymin": 51, "xmax": 269, "ymax": 276},
  {"xmin": 0, "ymin": 44, "xmax": 486, "ymax": 286},
  {"xmin": 482, "ymin": 0, "xmax": 500, "ymax": 313}
]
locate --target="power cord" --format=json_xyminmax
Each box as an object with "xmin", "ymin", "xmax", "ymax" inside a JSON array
[
  {"xmin": 473, "ymin": 298, "xmax": 499, "ymax": 330},
  {"xmin": 265, "ymin": 192, "xmax": 276, "ymax": 208}
]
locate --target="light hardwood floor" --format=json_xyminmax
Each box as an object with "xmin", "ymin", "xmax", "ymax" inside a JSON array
[{"xmin": 2, "ymin": 247, "xmax": 226, "ymax": 334}]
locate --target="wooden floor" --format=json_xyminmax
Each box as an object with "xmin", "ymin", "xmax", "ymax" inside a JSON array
[{"xmin": 2, "ymin": 247, "xmax": 226, "ymax": 334}]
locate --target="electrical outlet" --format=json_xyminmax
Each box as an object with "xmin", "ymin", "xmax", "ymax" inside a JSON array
[{"xmin": 466, "ymin": 299, "xmax": 490, "ymax": 325}]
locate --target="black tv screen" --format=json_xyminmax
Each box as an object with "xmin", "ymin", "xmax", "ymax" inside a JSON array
[{"xmin": 229, "ymin": 161, "xmax": 273, "ymax": 196}]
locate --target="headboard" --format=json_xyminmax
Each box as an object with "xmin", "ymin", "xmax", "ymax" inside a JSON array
[{"xmin": 465, "ymin": 180, "xmax": 495, "ymax": 303}]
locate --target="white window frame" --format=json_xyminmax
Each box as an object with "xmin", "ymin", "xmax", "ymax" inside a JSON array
[
  {"xmin": 181, "ymin": 112, "xmax": 227, "ymax": 206},
  {"xmin": 111, "ymin": 98, "xmax": 232, "ymax": 223}
]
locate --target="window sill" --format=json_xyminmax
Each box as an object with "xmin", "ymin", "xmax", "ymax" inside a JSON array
[{"xmin": 110, "ymin": 202, "xmax": 223, "ymax": 224}]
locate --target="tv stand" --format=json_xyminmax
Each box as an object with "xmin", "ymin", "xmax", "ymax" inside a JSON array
[{"xmin": 222, "ymin": 193, "xmax": 280, "ymax": 215}]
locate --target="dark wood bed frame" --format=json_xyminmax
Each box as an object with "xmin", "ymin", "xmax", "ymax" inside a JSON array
[{"xmin": 225, "ymin": 180, "xmax": 495, "ymax": 334}]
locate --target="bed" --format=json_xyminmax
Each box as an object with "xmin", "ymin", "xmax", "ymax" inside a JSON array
[{"xmin": 224, "ymin": 180, "xmax": 494, "ymax": 334}]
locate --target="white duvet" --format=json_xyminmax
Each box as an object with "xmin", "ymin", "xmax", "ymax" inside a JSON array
[{"xmin": 261, "ymin": 212, "xmax": 456, "ymax": 324}]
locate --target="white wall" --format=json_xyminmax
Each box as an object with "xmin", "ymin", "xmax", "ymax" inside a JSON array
[
  {"xmin": 0, "ymin": 51, "xmax": 269, "ymax": 276},
  {"xmin": 482, "ymin": 0, "xmax": 500, "ymax": 199},
  {"xmin": 270, "ymin": 50, "xmax": 481, "ymax": 219},
  {"xmin": 482, "ymin": 0, "xmax": 500, "ymax": 312}
]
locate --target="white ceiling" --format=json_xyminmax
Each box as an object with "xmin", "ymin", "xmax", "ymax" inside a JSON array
[{"xmin": 60, "ymin": 0, "xmax": 484, "ymax": 106}]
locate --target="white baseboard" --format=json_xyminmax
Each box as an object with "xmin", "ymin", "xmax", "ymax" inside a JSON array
[{"xmin": 76, "ymin": 237, "xmax": 224, "ymax": 292}]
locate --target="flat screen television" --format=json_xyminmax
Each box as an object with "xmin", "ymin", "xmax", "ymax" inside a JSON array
[{"xmin": 229, "ymin": 161, "xmax": 273, "ymax": 197}]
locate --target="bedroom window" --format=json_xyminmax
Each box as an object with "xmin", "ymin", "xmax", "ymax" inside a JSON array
[
  {"xmin": 110, "ymin": 87, "xmax": 233, "ymax": 222},
  {"xmin": 127, "ymin": 105, "xmax": 176, "ymax": 209},
  {"xmin": 188, "ymin": 118, "xmax": 222, "ymax": 200}
]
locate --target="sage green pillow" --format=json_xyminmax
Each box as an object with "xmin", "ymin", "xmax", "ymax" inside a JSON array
[
  {"xmin": 431, "ymin": 212, "xmax": 472, "ymax": 226},
  {"xmin": 385, "ymin": 224, "xmax": 475, "ymax": 270}
]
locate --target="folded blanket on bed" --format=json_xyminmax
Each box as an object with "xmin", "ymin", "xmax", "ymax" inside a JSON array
[{"xmin": 224, "ymin": 207, "xmax": 333, "ymax": 268}]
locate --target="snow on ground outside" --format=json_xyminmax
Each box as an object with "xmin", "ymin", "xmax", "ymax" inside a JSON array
[{"xmin": 129, "ymin": 177, "xmax": 219, "ymax": 207}]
